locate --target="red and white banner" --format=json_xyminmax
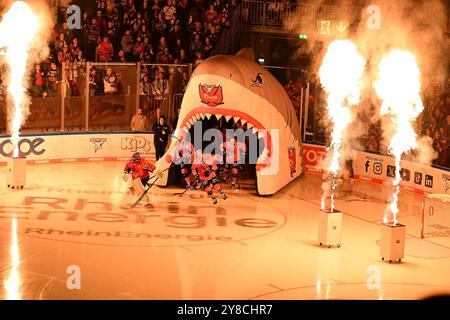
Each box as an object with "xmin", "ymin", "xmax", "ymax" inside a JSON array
[
  {"xmin": 0, "ymin": 133, "xmax": 155, "ymax": 166},
  {"xmin": 302, "ymin": 143, "xmax": 327, "ymax": 173}
]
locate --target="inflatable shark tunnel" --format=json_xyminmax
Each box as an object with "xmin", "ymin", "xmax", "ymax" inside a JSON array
[{"xmin": 155, "ymin": 48, "xmax": 304, "ymax": 195}]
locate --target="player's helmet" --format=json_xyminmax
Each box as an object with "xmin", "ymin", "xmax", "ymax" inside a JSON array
[{"xmin": 132, "ymin": 152, "xmax": 141, "ymax": 162}]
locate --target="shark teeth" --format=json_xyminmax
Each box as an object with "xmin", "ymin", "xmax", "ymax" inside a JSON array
[{"xmin": 182, "ymin": 112, "xmax": 265, "ymax": 137}]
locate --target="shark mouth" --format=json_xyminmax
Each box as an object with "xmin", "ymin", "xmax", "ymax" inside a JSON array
[{"xmin": 178, "ymin": 107, "xmax": 273, "ymax": 170}]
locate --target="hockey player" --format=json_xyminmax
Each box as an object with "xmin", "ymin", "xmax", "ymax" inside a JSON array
[
  {"xmin": 123, "ymin": 152, "xmax": 155, "ymax": 208},
  {"xmin": 192, "ymin": 151, "xmax": 227, "ymax": 205},
  {"xmin": 172, "ymin": 135, "xmax": 196, "ymax": 190},
  {"xmin": 220, "ymin": 137, "xmax": 246, "ymax": 190}
]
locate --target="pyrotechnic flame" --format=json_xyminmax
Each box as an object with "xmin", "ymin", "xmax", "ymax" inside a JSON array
[
  {"xmin": 319, "ymin": 40, "xmax": 366, "ymax": 210},
  {"xmin": 374, "ymin": 50, "xmax": 423, "ymax": 225},
  {"xmin": 0, "ymin": 1, "xmax": 39, "ymax": 157}
]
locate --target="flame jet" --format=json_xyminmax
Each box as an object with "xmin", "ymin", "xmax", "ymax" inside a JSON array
[
  {"xmin": 374, "ymin": 50, "xmax": 423, "ymax": 225},
  {"xmin": 0, "ymin": 1, "xmax": 39, "ymax": 157},
  {"xmin": 318, "ymin": 40, "xmax": 366, "ymax": 210}
]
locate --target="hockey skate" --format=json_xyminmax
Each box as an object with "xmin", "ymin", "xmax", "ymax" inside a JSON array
[
  {"xmin": 221, "ymin": 192, "xmax": 227, "ymax": 200},
  {"xmin": 212, "ymin": 197, "xmax": 218, "ymax": 205}
]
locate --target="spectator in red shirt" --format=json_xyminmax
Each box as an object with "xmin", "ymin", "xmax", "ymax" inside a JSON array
[
  {"xmin": 204, "ymin": 5, "xmax": 218, "ymax": 23},
  {"xmin": 31, "ymin": 64, "xmax": 44, "ymax": 97},
  {"xmin": 95, "ymin": 10, "xmax": 106, "ymax": 31},
  {"xmin": 97, "ymin": 36, "xmax": 115, "ymax": 62}
]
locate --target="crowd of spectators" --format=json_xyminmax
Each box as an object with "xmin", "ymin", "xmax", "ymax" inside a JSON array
[
  {"xmin": 419, "ymin": 81, "xmax": 450, "ymax": 167},
  {"xmin": 60, "ymin": 0, "xmax": 237, "ymax": 64},
  {"xmin": 20, "ymin": 0, "xmax": 238, "ymax": 99}
]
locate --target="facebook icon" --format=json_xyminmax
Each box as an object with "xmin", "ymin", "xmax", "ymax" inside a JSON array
[{"xmin": 365, "ymin": 161, "xmax": 370, "ymax": 172}]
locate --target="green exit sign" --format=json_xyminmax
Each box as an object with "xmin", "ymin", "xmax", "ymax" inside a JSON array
[{"xmin": 298, "ymin": 34, "xmax": 308, "ymax": 39}]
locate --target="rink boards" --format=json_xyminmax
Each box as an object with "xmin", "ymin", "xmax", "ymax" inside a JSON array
[
  {"xmin": 0, "ymin": 132, "xmax": 449, "ymax": 196},
  {"xmin": 0, "ymin": 132, "xmax": 156, "ymax": 165}
]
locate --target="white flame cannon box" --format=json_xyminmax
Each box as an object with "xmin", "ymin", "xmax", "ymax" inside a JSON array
[
  {"xmin": 7, "ymin": 156, "xmax": 26, "ymax": 189},
  {"xmin": 380, "ymin": 223, "xmax": 406, "ymax": 263},
  {"xmin": 318, "ymin": 209, "xmax": 343, "ymax": 248}
]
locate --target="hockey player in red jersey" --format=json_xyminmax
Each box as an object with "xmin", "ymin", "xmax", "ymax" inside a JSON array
[
  {"xmin": 220, "ymin": 137, "xmax": 246, "ymax": 190},
  {"xmin": 123, "ymin": 152, "xmax": 155, "ymax": 208},
  {"xmin": 191, "ymin": 151, "xmax": 227, "ymax": 205},
  {"xmin": 172, "ymin": 135, "xmax": 196, "ymax": 189}
]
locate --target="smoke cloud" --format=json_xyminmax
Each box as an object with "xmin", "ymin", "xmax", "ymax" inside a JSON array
[{"xmin": 287, "ymin": 0, "xmax": 447, "ymax": 166}]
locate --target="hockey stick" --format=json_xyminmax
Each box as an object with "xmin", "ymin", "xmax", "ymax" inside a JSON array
[
  {"xmin": 130, "ymin": 176, "xmax": 158, "ymax": 208},
  {"xmin": 173, "ymin": 186, "xmax": 190, "ymax": 197},
  {"xmin": 131, "ymin": 134, "xmax": 190, "ymax": 207},
  {"xmin": 130, "ymin": 165, "xmax": 172, "ymax": 208}
]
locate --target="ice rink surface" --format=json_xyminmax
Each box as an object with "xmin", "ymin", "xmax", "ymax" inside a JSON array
[{"xmin": 0, "ymin": 162, "xmax": 449, "ymax": 299}]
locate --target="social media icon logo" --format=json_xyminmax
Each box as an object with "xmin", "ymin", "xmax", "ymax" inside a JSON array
[
  {"xmin": 373, "ymin": 162, "xmax": 382, "ymax": 175},
  {"xmin": 400, "ymin": 168, "xmax": 410, "ymax": 181},
  {"xmin": 414, "ymin": 172, "xmax": 422, "ymax": 185},
  {"xmin": 365, "ymin": 160, "xmax": 370, "ymax": 172},
  {"xmin": 425, "ymin": 175, "xmax": 433, "ymax": 188},
  {"xmin": 387, "ymin": 165, "xmax": 396, "ymax": 178}
]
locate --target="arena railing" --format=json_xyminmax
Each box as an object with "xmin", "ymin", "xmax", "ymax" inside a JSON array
[
  {"xmin": 0, "ymin": 62, "xmax": 192, "ymax": 134},
  {"xmin": 241, "ymin": 0, "xmax": 300, "ymax": 28},
  {"xmin": 173, "ymin": 93, "xmax": 184, "ymax": 115},
  {"xmin": 240, "ymin": 0, "xmax": 366, "ymax": 30},
  {"xmin": 240, "ymin": 1, "xmax": 325, "ymax": 29}
]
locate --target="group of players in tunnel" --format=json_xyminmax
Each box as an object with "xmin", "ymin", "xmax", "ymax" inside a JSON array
[
  {"xmin": 123, "ymin": 119, "xmax": 252, "ymax": 206},
  {"xmin": 173, "ymin": 133, "xmax": 247, "ymax": 204}
]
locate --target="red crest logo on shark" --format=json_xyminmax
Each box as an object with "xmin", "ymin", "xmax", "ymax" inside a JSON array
[{"xmin": 199, "ymin": 84, "xmax": 224, "ymax": 107}]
